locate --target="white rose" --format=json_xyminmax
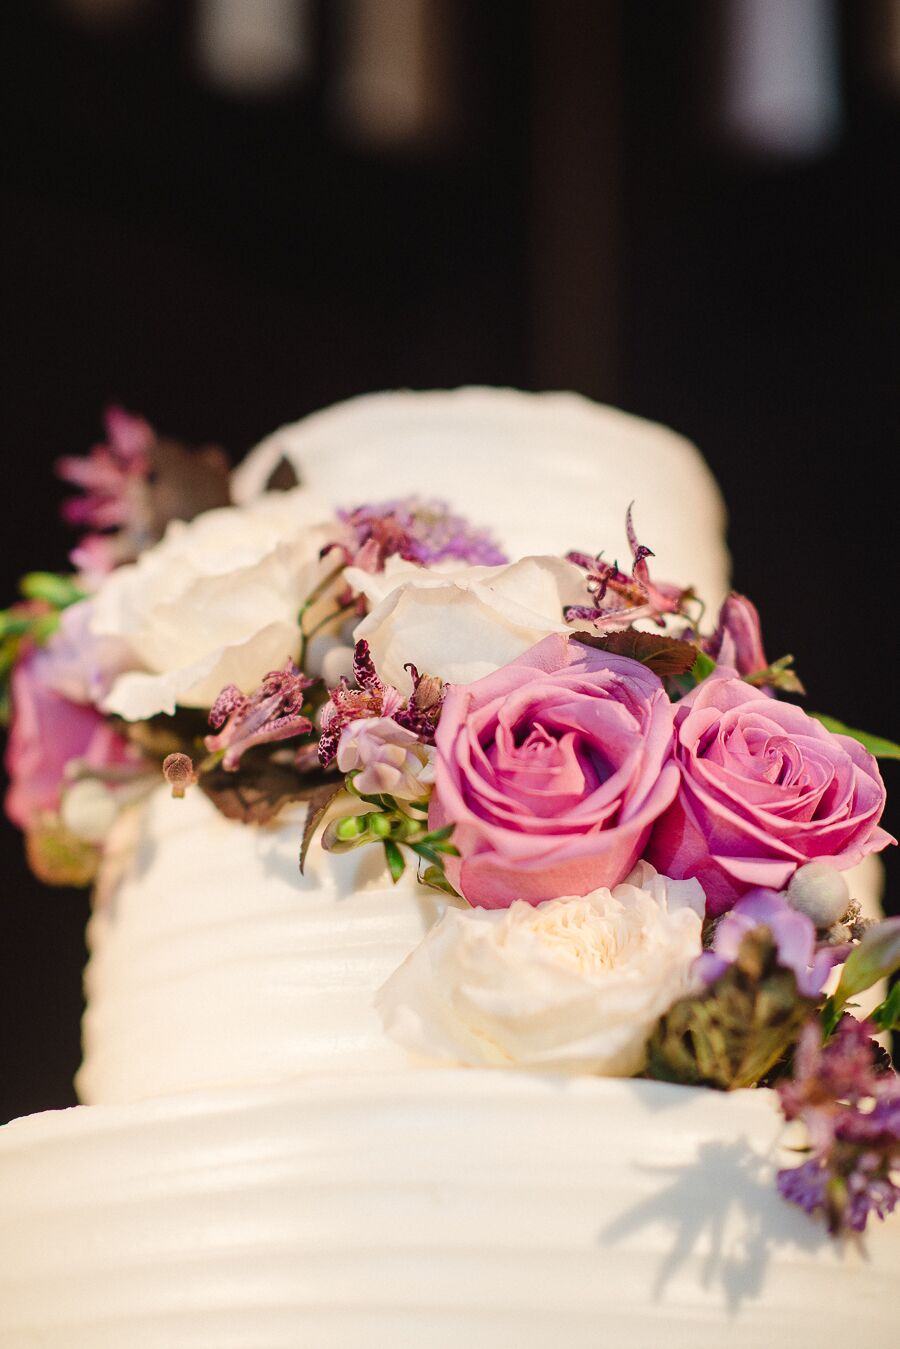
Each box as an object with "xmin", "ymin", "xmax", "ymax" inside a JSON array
[
  {"xmin": 347, "ymin": 555, "xmax": 586, "ymax": 692},
  {"xmin": 91, "ymin": 489, "xmax": 343, "ymax": 719},
  {"xmin": 376, "ymin": 861, "xmax": 705, "ymax": 1076}
]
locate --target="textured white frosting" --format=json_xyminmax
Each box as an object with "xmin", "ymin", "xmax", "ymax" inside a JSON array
[
  {"xmin": 78, "ymin": 782, "xmax": 886, "ymax": 1106},
  {"xmin": 2, "ymin": 1072, "xmax": 897, "ymax": 1349},
  {"xmin": 232, "ymin": 387, "xmax": 731, "ymax": 609},
  {"xmin": 78, "ymin": 785, "xmax": 452, "ymax": 1104}
]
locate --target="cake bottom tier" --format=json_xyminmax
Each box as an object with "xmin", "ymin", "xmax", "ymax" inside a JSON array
[{"xmin": 1, "ymin": 1072, "xmax": 897, "ymax": 1349}]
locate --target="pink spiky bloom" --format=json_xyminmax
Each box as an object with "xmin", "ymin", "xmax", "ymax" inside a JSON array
[
  {"xmin": 318, "ymin": 641, "xmax": 403, "ymax": 767},
  {"xmin": 205, "ymin": 662, "xmax": 315, "ymax": 771},
  {"xmin": 317, "ymin": 640, "xmax": 445, "ymax": 770},
  {"xmin": 565, "ymin": 505, "xmax": 690, "ymax": 631},
  {"xmin": 326, "ymin": 496, "xmax": 507, "ymax": 574},
  {"xmin": 56, "ymin": 407, "xmax": 154, "ymax": 531}
]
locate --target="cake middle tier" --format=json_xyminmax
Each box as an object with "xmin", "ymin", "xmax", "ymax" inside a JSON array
[
  {"xmin": 79, "ymin": 782, "xmax": 887, "ymax": 1106},
  {"xmin": 78, "ymin": 786, "xmax": 448, "ymax": 1104}
]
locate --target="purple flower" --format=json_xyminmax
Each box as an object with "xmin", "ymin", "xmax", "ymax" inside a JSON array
[
  {"xmin": 776, "ymin": 1018, "xmax": 900, "ymax": 1235},
  {"xmin": 4, "ymin": 642, "xmax": 136, "ymax": 833},
  {"xmin": 205, "ymin": 662, "xmax": 314, "ymax": 771},
  {"xmin": 565, "ymin": 505, "xmax": 690, "ymax": 630},
  {"xmin": 705, "ymin": 593, "xmax": 768, "ymax": 677},
  {"xmin": 696, "ymin": 890, "xmax": 841, "ymax": 997},
  {"xmin": 56, "ymin": 407, "xmax": 156, "ymax": 580},
  {"xmin": 336, "ymin": 717, "xmax": 434, "ymax": 800},
  {"xmin": 318, "ymin": 641, "xmax": 404, "ymax": 767},
  {"xmin": 56, "ymin": 406, "xmax": 154, "ymax": 532},
  {"xmin": 333, "ymin": 496, "xmax": 508, "ymax": 573},
  {"xmin": 318, "ymin": 640, "xmax": 445, "ymax": 769}
]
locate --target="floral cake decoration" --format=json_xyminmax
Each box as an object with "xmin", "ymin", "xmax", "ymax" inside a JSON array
[{"xmin": 3, "ymin": 408, "xmax": 899, "ymax": 1238}]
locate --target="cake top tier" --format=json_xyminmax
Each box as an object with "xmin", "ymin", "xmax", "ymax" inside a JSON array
[
  {"xmin": 78, "ymin": 389, "xmax": 735, "ymax": 1104},
  {"xmin": 233, "ymin": 388, "xmax": 730, "ymax": 609}
]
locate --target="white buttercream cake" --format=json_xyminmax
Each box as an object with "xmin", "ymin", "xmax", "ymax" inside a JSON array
[{"xmin": 1, "ymin": 390, "xmax": 896, "ymax": 1348}]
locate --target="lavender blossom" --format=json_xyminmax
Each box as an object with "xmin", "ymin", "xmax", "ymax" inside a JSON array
[
  {"xmin": 205, "ymin": 662, "xmax": 314, "ymax": 771},
  {"xmin": 565, "ymin": 505, "xmax": 690, "ymax": 630},
  {"xmin": 333, "ymin": 497, "xmax": 508, "ymax": 573},
  {"xmin": 776, "ymin": 1018, "xmax": 900, "ymax": 1235},
  {"xmin": 696, "ymin": 890, "xmax": 842, "ymax": 998}
]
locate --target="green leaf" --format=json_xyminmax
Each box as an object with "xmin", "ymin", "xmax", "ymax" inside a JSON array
[
  {"xmin": 409, "ymin": 843, "xmax": 443, "ymax": 867},
  {"xmin": 571, "ymin": 629, "xmax": 698, "ymax": 676},
  {"xmin": 744, "ymin": 654, "xmax": 806, "ymax": 696},
  {"xmin": 809, "ymin": 714, "xmax": 900, "ymax": 760},
  {"xmin": 18, "ymin": 571, "xmax": 85, "ymax": 609},
  {"xmin": 419, "ymin": 864, "xmax": 461, "ymax": 898},
  {"xmin": 383, "ymin": 839, "xmax": 406, "ymax": 883},
  {"xmin": 831, "ymin": 919, "xmax": 900, "ymax": 1013},
  {"xmin": 872, "ymin": 981, "xmax": 900, "ymax": 1034},
  {"xmin": 421, "ymin": 823, "xmax": 456, "ymax": 844},
  {"xmin": 690, "ymin": 649, "xmax": 717, "ymax": 683}
]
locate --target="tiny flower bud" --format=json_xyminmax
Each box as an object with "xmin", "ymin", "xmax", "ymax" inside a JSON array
[
  {"xmin": 163, "ymin": 752, "xmax": 196, "ymax": 799},
  {"xmin": 786, "ymin": 862, "xmax": 850, "ymax": 930},
  {"xmin": 335, "ymin": 815, "xmax": 367, "ymax": 841},
  {"xmin": 369, "ymin": 813, "xmax": 392, "ymax": 838}
]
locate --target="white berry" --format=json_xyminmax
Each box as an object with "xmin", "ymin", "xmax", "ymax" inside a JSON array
[{"xmin": 786, "ymin": 862, "xmax": 850, "ymax": 929}]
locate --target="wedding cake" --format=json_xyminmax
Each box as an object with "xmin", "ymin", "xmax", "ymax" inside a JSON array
[{"xmin": 1, "ymin": 390, "xmax": 897, "ymax": 1348}]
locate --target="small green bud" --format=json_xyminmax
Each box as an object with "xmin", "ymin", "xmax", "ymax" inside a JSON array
[
  {"xmin": 335, "ymin": 815, "xmax": 367, "ymax": 841},
  {"xmin": 369, "ymin": 813, "xmax": 392, "ymax": 839}
]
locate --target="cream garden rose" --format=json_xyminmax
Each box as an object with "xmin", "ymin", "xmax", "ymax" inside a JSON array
[
  {"xmin": 91, "ymin": 489, "xmax": 344, "ymax": 720},
  {"xmin": 346, "ymin": 554, "xmax": 586, "ymax": 693},
  {"xmin": 376, "ymin": 861, "xmax": 705, "ymax": 1076}
]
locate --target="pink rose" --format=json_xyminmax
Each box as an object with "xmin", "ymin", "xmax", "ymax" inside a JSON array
[
  {"xmin": 647, "ymin": 673, "xmax": 893, "ymax": 915},
  {"xmin": 4, "ymin": 646, "xmax": 133, "ymax": 832},
  {"xmin": 428, "ymin": 633, "xmax": 679, "ymax": 907}
]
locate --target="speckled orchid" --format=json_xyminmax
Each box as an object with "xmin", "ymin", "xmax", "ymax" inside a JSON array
[
  {"xmin": 205, "ymin": 662, "xmax": 315, "ymax": 771},
  {"xmin": 318, "ymin": 639, "xmax": 444, "ymax": 768},
  {"xmin": 565, "ymin": 506, "xmax": 690, "ymax": 630}
]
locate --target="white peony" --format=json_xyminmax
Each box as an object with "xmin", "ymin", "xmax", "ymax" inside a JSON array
[
  {"xmin": 90, "ymin": 489, "xmax": 344, "ymax": 719},
  {"xmin": 376, "ymin": 861, "xmax": 705, "ymax": 1076},
  {"xmin": 347, "ymin": 555, "xmax": 586, "ymax": 693}
]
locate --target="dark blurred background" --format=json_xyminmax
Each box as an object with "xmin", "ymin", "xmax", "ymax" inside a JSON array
[{"xmin": 1, "ymin": 0, "xmax": 898, "ymax": 1123}]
